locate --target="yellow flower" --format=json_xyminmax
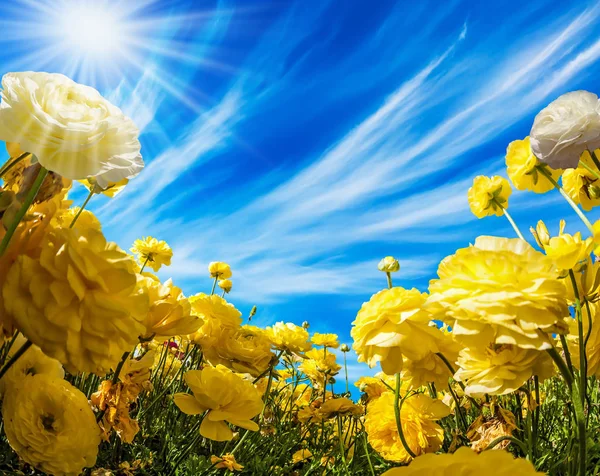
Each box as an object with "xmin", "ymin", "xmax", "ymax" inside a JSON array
[
  {"xmin": 378, "ymin": 256, "xmax": 400, "ymax": 273},
  {"xmin": 202, "ymin": 325, "xmax": 274, "ymax": 377},
  {"xmin": 0, "ymin": 72, "xmax": 143, "ymax": 186},
  {"xmin": 140, "ymin": 275, "xmax": 202, "ymax": 340},
  {"xmin": 311, "ymin": 332, "xmax": 340, "ymax": 348},
  {"xmin": 380, "ymin": 446, "xmax": 543, "ymax": 475},
  {"xmin": 355, "ymin": 373, "xmax": 395, "ymax": 402},
  {"xmin": 130, "ymin": 236, "xmax": 173, "ymax": 272},
  {"xmin": 544, "ymin": 232, "xmax": 593, "ymax": 270},
  {"xmin": 79, "ymin": 177, "xmax": 129, "ymax": 197},
  {"xmin": 210, "ymin": 454, "xmax": 243, "ymax": 471},
  {"xmin": 2, "ymin": 374, "xmax": 101, "ymax": 476},
  {"xmin": 427, "ymin": 236, "xmax": 569, "ymax": 351},
  {"xmin": 506, "ymin": 136, "xmax": 561, "ymax": 193},
  {"xmin": 292, "ymin": 449, "xmax": 313, "ymax": 463},
  {"xmin": 218, "ymin": 279, "xmax": 232, "ymax": 293},
  {"xmin": 299, "ymin": 348, "xmax": 341, "ymax": 387},
  {"xmin": 173, "ymin": 365, "xmax": 263, "ymax": 441},
  {"xmin": 3, "ymin": 227, "xmax": 148, "ymax": 375},
  {"xmin": 318, "ymin": 397, "xmax": 363, "ymax": 418},
  {"xmin": 209, "ymin": 261, "xmax": 232, "ymax": 279},
  {"xmin": 562, "ymin": 149, "xmax": 600, "ymax": 211},
  {"xmin": 455, "ymin": 344, "xmax": 554, "ymax": 397},
  {"xmin": 351, "ymin": 287, "xmax": 445, "ymax": 375},
  {"xmin": 467, "ymin": 408, "xmax": 518, "ymax": 453},
  {"xmin": 53, "ymin": 206, "xmax": 102, "ymax": 231},
  {"xmin": 266, "ymin": 322, "xmax": 312, "ymax": 354},
  {"xmin": 570, "ymin": 302, "xmax": 600, "ymax": 377},
  {"xmin": 467, "ymin": 175, "xmax": 512, "ymax": 218},
  {"xmin": 365, "ymin": 391, "xmax": 450, "ymax": 463},
  {"xmin": 0, "ymin": 334, "xmax": 64, "ymax": 396},
  {"xmin": 530, "ymin": 219, "xmax": 565, "ymax": 250},
  {"xmin": 189, "ymin": 294, "xmax": 243, "ymax": 349}
]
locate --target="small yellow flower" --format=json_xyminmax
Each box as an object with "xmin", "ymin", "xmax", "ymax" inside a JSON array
[
  {"xmin": 53, "ymin": 206, "xmax": 102, "ymax": 231},
  {"xmin": 380, "ymin": 446, "xmax": 543, "ymax": 475},
  {"xmin": 292, "ymin": 449, "xmax": 313, "ymax": 464},
  {"xmin": 208, "ymin": 261, "xmax": 232, "ymax": 279},
  {"xmin": 530, "ymin": 219, "xmax": 565, "ymax": 250},
  {"xmin": 311, "ymin": 332, "xmax": 339, "ymax": 348},
  {"xmin": 299, "ymin": 348, "xmax": 341, "ymax": 387},
  {"xmin": 562, "ymin": 149, "xmax": 600, "ymax": 211},
  {"xmin": 2, "ymin": 374, "xmax": 101, "ymax": 476},
  {"xmin": 544, "ymin": 232, "xmax": 593, "ymax": 270},
  {"xmin": 210, "ymin": 454, "xmax": 243, "ymax": 471},
  {"xmin": 79, "ymin": 177, "xmax": 129, "ymax": 197},
  {"xmin": 355, "ymin": 373, "xmax": 396, "ymax": 402},
  {"xmin": 173, "ymin": 365, "xmax": 263, "ymax": 441},
  {"xmin": 266, "ymin": 322, "xmax": 312, "ymax": 354},
  {"xmin": 378, "ymin": 256, "xmax": 400, "ymax": 273},
  {"xmin": 467, "ymin": 175, "xmax": 512, "ymax": 218},
  {"xmin": 318, "ymin": 397, "xmax": 363, "ymax": 418},
  {"xmin": 218, "ymin": 279, "xmax": 232, "ymax": 293},
  {"xmin": 130, "ymin": 236, "xmax": 173, "ymax": 272},
  {"xmin": 505, "ymin": 136, "xmax": 561, "ymax": 193}
]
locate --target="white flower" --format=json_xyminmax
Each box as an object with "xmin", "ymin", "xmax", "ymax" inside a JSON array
[
  {"xmin": 530, "ymin": 90, "xmax": 600, "ymax": 169},
  {"xmin": 0, "ymin": 72, "xmax": 143, "ymax": 187}
]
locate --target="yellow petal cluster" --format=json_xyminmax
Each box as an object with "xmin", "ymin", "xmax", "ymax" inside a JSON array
[
  {"xmin": 2, "ymin": 374, "xmax": 101, "ymax": 476},
  {"xmin": 378, "ymin": 256, "xmax": 400, "ymax": 273},
  {"xmin": 3, "ymin": 227, "xmax": 148, "ymax": 374},
  {"xmin": 189, "ymin": 293, "xmax": 243, "ymax": 348},
  {"xmin": 208, "ymin": 261, "xmax": 232, "ymax": 279},
  {"xmin": 311, "ymin": 332, "xmax": 340, "ymax": 348},
  {"xmin": 381, "ymin": 446, "xmax": 543, "ymax": 475},
  {"xmin": 562, "ymin": 149, "xmax": 600, "ymax": 211},
  {"xmin": 130, "ymin": 236, "xmax": 173, "ymax": 272},
  {"xmin": 211, "ymin": 454, "xmax": 243, "ymax": 471},
  {"xmin": 505, "ymin": 136, "xmax": 560, "ymax": 193},
  {"xmin": 365, "ymin": 391, "xmax": 450, "ymax": 463},
  {"xmin": 427, "ymin": 236, "xmax": 569, "ymax": 350},
  {"xmin": 544, "ymin": 232, "xmax": 593, "ymax": 270},
  {"xmin": 468, "ymin": 175, "xmax": 512, "ymax": 218},
  {"xmin": 351, "ymin": 287, "xmax": 445, "ymax": 375},
  {"xmin": 455, "ymin": 344, "xmax": 554, "ymax": 397},
  {"xmin": 266, "ymin": 321, "xmax": 312, "ymax": 354},
  {"xmin": 173, "ymin": 365, "xmax": 263, "ymax": 441},
  {"xmin": 299, "ymin": 348, "xmax": 341, "ymax": 388},
  {"xmin": 355, "ymin": 373, "xmax": 396, "ymax": 402}
]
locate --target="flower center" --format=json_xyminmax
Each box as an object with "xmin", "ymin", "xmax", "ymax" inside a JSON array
[{"xmin": 41, "ymin": 414, "xmax": 56, "ymax": 432}]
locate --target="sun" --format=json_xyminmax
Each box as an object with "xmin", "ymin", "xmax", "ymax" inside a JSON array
[{"xmin": 59, "ymin": 4, "xmax": 125, "ymax": 58}]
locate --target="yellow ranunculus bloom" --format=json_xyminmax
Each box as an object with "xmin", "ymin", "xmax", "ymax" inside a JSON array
[
  {"xmin": 351, "ymin": 287, "xmax": 445, "ymax": 375},
  {"xmin": 544, "ymin": 232, "xmax": 593, "ymax": 270},
  {"xmin": 189, "ymin": 293, "xmax": 243, "ymax": 349},
  {"xmin": 266, "ymin": 322, "xmax": 312, "ymax": 354},
  {"xmin": 208, "ymin": 261, "xmax": 232, "ymax": 279},
  {"xmin": 292, "ymin": 449, "xmax": 313, "ymax": 463},
  {"xmin": 311, "ymin": 332, "xmax": 340, "ymax": 348},
  {"xmin": 140, "ymin": 275, "xmax": 202, "ymax": 340},
  {"xmin": 210, "ymin": 454, "xmax": 243, "ymax": 471},
  {"xmin": 130, "ymin": 236, "xmax": 173, "ymax": 272},
  {"xmin": 455, "ymin": 344, "xmax": 554, "ymax": 397},
  {"xmin": 0, "ymin": 334, "xmax": 64, "ymax": 396},
  {"xmin": 218, "ymin": 278, "xmax": 233, "ymax": 293},
  {"xmin": 378, "ymin": 256, "xmax": 400, "ymax": 273},
  {"xmin": 381, "ymin": 446, "xmax": 543, "ymax": 475},
  {"xmin": 355, "ymin": 373, "xmax": 396, "ymax": 402},
  {"xmin": 365, "ymin": 391, "xmax": 450, "ymax": 463},
  {"xmin": 2, "ymin": 374, "xmax": 101, "ymax": 476},
  {"xmin": 318, "ymin": 397, "xmax": 363, "ymax": 418},
  {"xmin": 506, "ymin": 136, "xmax": 560, "ymax": 193},
  {"xmin": 173, "ymin": 365, "xmax": 263, "ymax": 441},
  {"xmin": 299, "ymin": 348, "xmax": 341, "ymax": 387},
  {"xmin": 79, "ymin": 177, "xmax": 129, "ymax": 197},
  {"xmin": 53, "ymin": 206, "xmax": 102, "ymax": 231},
  {"xmin": 562, "ymin": 149, "xmax": 600, "ymax": 211},
  {"xmin": 566, "ymin": 257, "xmax": 600, "ymax": 304},
  {"xmin": 427, "ymin": 236, "xmax": 569, "ymax": 351},
  {"xmin": 3, "ymin": 227, "xmax": 148, "ymax": 375},
  {"xmin": 467, "ymin": 175, "xmax": 512, "ymax": 218}
]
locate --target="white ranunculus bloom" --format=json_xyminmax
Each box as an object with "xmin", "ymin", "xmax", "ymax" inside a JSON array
[
  {"xmin": 0, "ymin": 72, "xmax": 143, "ymax": 186},
  {"xmin": 530, "ymin": 90, "xmax": 600, "ymax": 169}
]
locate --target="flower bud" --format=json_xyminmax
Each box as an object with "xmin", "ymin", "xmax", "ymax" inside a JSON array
[
  {"xmin": 218, "ymin": 279, "xmax": 232, "ymax": 293},
  {"xmin": 378, "ymin": 256, "xmax": 400, "ymax": 273},
  {"xmin": 302, "ymin": 321, "xmax": 310, "ymax": 329},
  {"xmin": 589, "ymin": 185, "xmax": 600, "ymax": 199},
  {"xmin": 531, "ymin": 220, "xmax": 550, "ymax": 249},
  {"xmin": 340, "ymin": 344, "xmax": 350, "ymax": 352}
]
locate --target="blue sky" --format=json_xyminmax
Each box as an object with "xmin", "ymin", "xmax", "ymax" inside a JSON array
[{"xmin": 2, "ymin": 0, "xmax": 600, "ymax": 385}]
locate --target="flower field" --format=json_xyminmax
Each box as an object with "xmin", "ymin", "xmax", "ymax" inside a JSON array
[{"xmin": 0, "ymin": 71, "xmax": 600, "ymax": 475}]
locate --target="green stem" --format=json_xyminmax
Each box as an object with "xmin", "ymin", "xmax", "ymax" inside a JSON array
[
  {"xmin": 559, "ymin": 334, "xmax": 575, "ymax": 377},
  {"xmin": 386, "ymin": 272, "xmax": 393, "ymax": 289},
  {"xmin": 484, "ymin": 435, "xmax": 529, "ymax": 454},
  {"xmin": 502, "ymin": 208, "xmax": 525, "ymax": 240},
  {"xmin": 69, "ymin": 188, "xmax": 94, "ymax": 228},
  {"xmin": 362, "ymin": 431, "xmax": 376, "ymax": 476},
  {"xmin": 343, "ymin": 352, "xmax": 349, "ymax": 395},
  {"xmin": 394, "ymin": 373, "xmax": 416, "ymax": 459},
  {"xmin": 337, "ymin": 416, "xmax": 348, "ymax": 470},
  {"xmin": 579, "ymin": 160, "xmax": 600, "ymax": 181},
  {"xmin": 0, "ymin": 164, "xmax": 48, "ymax": 256},
  {"xmin": 211, "ymin": 277, "xmax": 218, "ymax": 295},
  {"xmin": 533, "ymin": 376, "xmax": 540, "ymax": 459},
  {"xmin": 139, "ymin": 255, "xmax": 150, "ymax": 274},
  {"xmin": 589, "ymin": 149, "xmax": 600, "ymax": 173},
  {"xmin": 546, "ymin": 346, "xmax": 574, "ymax": 389},
  {"xmin": 0, "ymin": 340, "xmax": 32, "ymax": 380},
  {"xmin": 538, "ymin": 167, "xmax": 594, "ymax": 234}
]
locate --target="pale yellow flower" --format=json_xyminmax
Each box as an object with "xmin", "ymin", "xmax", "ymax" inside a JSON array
[
  {"xmin": 218, "ymin": 279, "xmax": 232, "ymax": 293},
  {"xmin": 355, "ymin": 373, "xmax": 395, "ymax": 402},
  {"xmin": 544, "ymin": 232, "xmax": 593, "ymax": 270},
  {"xmin": 209, "ymin": 261, "xmax": 232, "ymax": 279},
  {"xmin": 0, "ymin": 72, "xmax": 143, "ymax": 186},
  {"xmin": 189, "ymin": 294, "xmax": 243, "ymax": 348},
  {"xmin": 468, "ymin": 175, "xmax": 511, "ymax": 218},
  {"xmin": 378, "ymin": 256, "xmax": 400, "ymax": 273},
  {"xmin": 266, "ymin": 322, "xmax": 312, "ymax": 354},
  {"xmin": 562, "ymin": 149, "xmax": 600, "ymax": 211},
  {"xmin": 311, "ymin": 332, "xmax": 339, "ymax": 348},
  {"xmin": 79, "ymin": 177, "xmax": 129, "ymax": 197}
]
